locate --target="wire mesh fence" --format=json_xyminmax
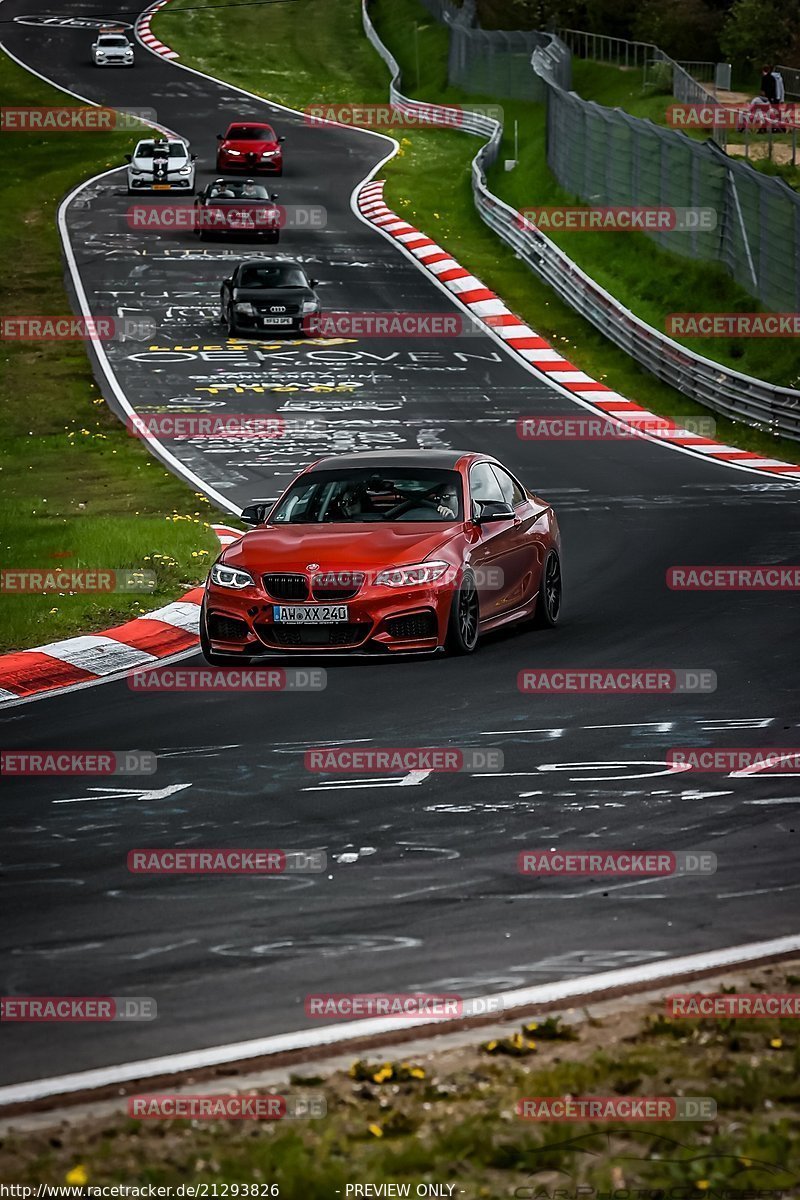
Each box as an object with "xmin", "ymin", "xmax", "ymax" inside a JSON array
[{"xmin": 361, "ymin": 0, "xmax": 800, "ymax": 438}]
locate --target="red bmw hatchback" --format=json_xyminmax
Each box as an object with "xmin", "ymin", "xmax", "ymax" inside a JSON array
[
  {"xmin": 200, "ymin": 451, "xmax": 562, "ymax": 661},
  {"xmin": 216, "ymin": 121, "xmax": 284, "ymax": 175}
]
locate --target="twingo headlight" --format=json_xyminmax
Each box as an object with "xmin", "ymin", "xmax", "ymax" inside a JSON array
[
  {"xmin": 302, "ymin": 299, "xmax": 319, "ymax": 314},
  {"xmin": 178, "ymin": 165, "xmax": 192, "ymax": 175},
  {"xmin": 210, "ymin": 562, "xmax": 255, "ymax": 590},
  {"xmin": 375, "ymin": 560, "xmax": 452, "ymax": 588}
]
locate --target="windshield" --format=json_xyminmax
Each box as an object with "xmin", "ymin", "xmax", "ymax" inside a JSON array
[
  {"xmin": 135, "ymin": 143, "xmax": 187, "ymax": 159},
  {"xmin": 207, "ymin": 182, "xmax": 271, "ymax": 200},
  {"xmin": 227, "ymin": 125, "xmax": 275, "ymax": 141},
  {"xmin": 269, "ymin": 468, "xmax": 463, "ymax": 524},
  {"xmin": 99, "ymin": 36, "xmax": 128, "ymax": 46},
  {"xmin": 238, "ymin": 264, "xmax": 307, "ymax": 289}
]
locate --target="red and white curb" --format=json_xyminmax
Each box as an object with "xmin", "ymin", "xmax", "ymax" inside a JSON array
[
  {"xmin": 135, "ymin": 0, "xmax": 179, "ymax": 61},
  {"xmin": 357, "ymin": 180, "xmax": 800, "ymax": 481},
  {"xmin": 0, "ymin": 524, "xmax": 242, "ymax": 706}
]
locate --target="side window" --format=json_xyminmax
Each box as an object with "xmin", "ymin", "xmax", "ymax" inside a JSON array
[
  {"xmin": 469, "ymin": 462, "xmax": 505, "ymax": 507},
  {"xmin": 491, "ymin": 466, "xmax": 526, "ymax": 507}
]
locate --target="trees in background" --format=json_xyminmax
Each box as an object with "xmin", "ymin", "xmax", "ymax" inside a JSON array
[{"xmin": 474, "ymin": 0, "xmax": 800, "ymax": 75}]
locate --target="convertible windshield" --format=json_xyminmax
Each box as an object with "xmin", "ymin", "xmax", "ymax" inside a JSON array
[
  {"xmin": 228, "ymin": 125, "xmax": 275, "ymax": 140},
  {"xmin": 238, "ymin": 264, "xmax": 307, "ymax": 288},
  {"xmin": 269, "ymin": 468, "xmax": 463, "ymax": 524},
  {"xmin": 206, "ymin": 182, "xmax": 271, "ymax": 200}
]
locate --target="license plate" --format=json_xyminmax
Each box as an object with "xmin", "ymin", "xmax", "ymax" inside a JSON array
[
  {"xmin": 274, "ymin": 605, "xmax": 348, "ymax": 624},
  {"xmin": 261, "ymin": 317, "xmax": 292, "ymax": 326},
  {"xmin": 153, "ymin": 183, "xmax": 171, "ymax": 190}
]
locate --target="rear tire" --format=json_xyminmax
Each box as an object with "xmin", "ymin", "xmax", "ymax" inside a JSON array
[
  {"xmin": 534, "ymin": 550, "xmax": 562, "ymax": 627},
  {"xmin": 445, "ymin": 570, "xmax": 480, "ymax": 655}
]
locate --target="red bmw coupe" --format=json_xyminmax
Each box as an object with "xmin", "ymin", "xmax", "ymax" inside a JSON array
[
  {"xmin": 200, "ymin": 451, "xmax": 562, "ymax": 661},
  {"xmin": 216, "ymin": 121, "xmax": 284, "ymax": 175}
]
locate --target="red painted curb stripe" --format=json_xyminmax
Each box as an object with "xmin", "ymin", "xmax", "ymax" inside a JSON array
[
  {"xmin": 357, "ymin": 179, "xmax": 800, "ymax": 481},
  {"xmin": 0, "ymin": 653, "xmax": 97, "ymax": 698}
]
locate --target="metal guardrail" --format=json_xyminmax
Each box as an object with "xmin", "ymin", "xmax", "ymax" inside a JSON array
[
  {"xmin": 361, "ymin": 1, "xmax": 800, "ymax": 441},
  {"xmin": 557, "ymin": 28, "xmax": 726, "ymax": 147},
  {"xmin": 776, "ymin": 64, "xmax": 800, "ymax": 100}
]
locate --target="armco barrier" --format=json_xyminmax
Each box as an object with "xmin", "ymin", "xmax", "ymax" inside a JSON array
[{"xmin": 361, "ymin": 0, "xmax": 800, "ymax": 441}]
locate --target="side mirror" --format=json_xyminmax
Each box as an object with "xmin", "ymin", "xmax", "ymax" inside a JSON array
[
  {"xmin": 308, "ymin": 278, "xmax": 319, "ymax": 287},
  {"xmin": 271, "ymin": 192, "xmax": 279, "ymax": 201},
  {"xmin": 191, "ymin": 153, "xmax": 197, "ymax": 161},
  {"xmin": 240, "ymin": 499, "xmax": 278, "ymax": 526},
  {"xmin": 124, "ymin": 153, "xmax": 132, "ymax": 162},
  {"xmin": 217, "ymin": 133, "xmax": 224, "ymax": 140},
  {"xmin": 278, "ymin": 135, "xmax": 286, "ymax": 142},
  {"xmin": 474, "ymin": 500, "xmax": 515, "ymax": 524}
]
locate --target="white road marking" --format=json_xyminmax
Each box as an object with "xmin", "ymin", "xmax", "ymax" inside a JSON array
[{"xmin": 3, "ymin": 932, "xmax": 798, "ymax": 1108}]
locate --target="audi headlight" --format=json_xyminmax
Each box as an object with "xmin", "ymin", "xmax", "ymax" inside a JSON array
[
  {"xmin": 302, "ymin": 299, "xmax": 319, "ymax": 314},
  {"xmin": 375, "ymin": 560, "xmax": 452, "ymax": 587},
  {"xmin": 210, "ymin": 562, "xmax": 255, "ymax": 590},
  {"xmin": 234, "ymin": 302, "xmax": 256, "ymax": 316}
]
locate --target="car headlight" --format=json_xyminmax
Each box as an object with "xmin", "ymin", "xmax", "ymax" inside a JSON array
[
  {"xmin": 226, "ymin": 149, "xmax": 242, "ymax": 156},
  {"xmin": 301, "ymin": 300, "xmax": 319, "ymax": 314},
  {"xmin": 210, "ymin": 562, "xmax": 255, "ymax": 590},
  {"xmin": 261, "ymin": 149, "xmax": 278, "ymax": 158},
  {"xmin": 130, "ymin": 169, "xmax": 144, "ymax": 176},
  {"xmin": 178, "ymin": 165, "xmax": 192, "ymax": 175},
  {"xmin": 375, "ymin": 560, "xmax": 452, "ymax": 587},
  {"xmin": 234, "ymin": 302, "xmax": 256, "ymax": 315}
]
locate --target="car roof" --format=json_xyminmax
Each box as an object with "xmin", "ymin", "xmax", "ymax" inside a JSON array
[
  {"xmin": 136, "ymin": 138, "xmax": 185, "ymax": 147},
  {"xmin": 307, "ymin": 451, "xmax": 481, "ymax": 472},
  {"xmin": 227, "ymin": 121, "xmax": 273, "ymax": 129}
]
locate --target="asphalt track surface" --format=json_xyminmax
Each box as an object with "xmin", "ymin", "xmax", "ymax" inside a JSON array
[{"xmin": 1, "ymin": 0, "xmax": 799, "ymax": 1088}]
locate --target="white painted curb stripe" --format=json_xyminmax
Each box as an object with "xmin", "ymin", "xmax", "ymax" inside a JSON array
[{"xmin": 1, "ymin": 932, "xmax": 798, "ymax": 1108}]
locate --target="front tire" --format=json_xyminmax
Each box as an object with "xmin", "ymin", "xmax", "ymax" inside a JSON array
[
  {"xmin": 445, "ymin": 570, "xmax": 480, "ymax": 655},
  {"xmin": 223, "ymin": 303, "xmax": 239, "ymax": 337},
  {"xmin": 534, "ymin": 549, "xmax": 562, "ymax": 627}
]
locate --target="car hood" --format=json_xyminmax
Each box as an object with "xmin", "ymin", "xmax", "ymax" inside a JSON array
[
  {"xmin": 132, "ymin": 154, "xmax": 188, "ymax": 168},
  {"xmin": 222, "ymin": 138, "xmax": 279, "ymax": 153},
  {"xmin": 230, "ymin": 285, "xmax": 315, "ymax": 303},
  {"xmin": 223, "ymin": 524, "xmax": 461, "ymax": 572}
]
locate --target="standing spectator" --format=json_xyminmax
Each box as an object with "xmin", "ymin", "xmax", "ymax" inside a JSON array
[
  {"xmin": 771, "ymin": 67, "xmax": 785, "ymax": 102},
  {"xmin": 760, "ymin": 65, "xmax": 778, "ymax": 101}
]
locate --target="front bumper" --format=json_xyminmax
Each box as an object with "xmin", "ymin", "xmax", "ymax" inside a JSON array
[
  {"xmin": 227, "ymin": 311, "xmax": 317, "ymax": 334},
  {"xmin": 127, "ymin": 174, "xmax": 194, "ymax": 191},
  {"xmin": 202, "ymin": 580, "xmax": 454, "ymax": 656},
  {"xmin": 216, "ymin": 156, "xmax": 282, "ymax": 174},
  {"xmin": 93, "ymin": 57, "xmax": 134, "ymax": 66}
]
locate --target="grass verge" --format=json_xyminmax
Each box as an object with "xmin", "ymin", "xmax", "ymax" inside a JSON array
[
  {"xmin": 0, "ymin": 53, "xmax": 221, "ymax": 653},
  {"xmin": 153, "ymin": 0, "xmax": 800, "ymax": 463},
  {"xmin": 569, "ymin": 59, "xmax": 800, "ymax": 191},
  {"xmin": 3, "ymin": 962, "xmax": 799, "ymax": 1191}
]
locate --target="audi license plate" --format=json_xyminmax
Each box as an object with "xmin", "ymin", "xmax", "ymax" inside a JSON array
[
  {"xmin": 261, "ymin": 316, "xmax": 292, "ymax": 326},
  {"xmin": 274, "ymin": 605, "xmax": 348, "ymax": 624}
]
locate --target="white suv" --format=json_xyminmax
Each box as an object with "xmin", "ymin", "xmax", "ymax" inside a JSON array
[
  {"xmin": 92, "ymin": 30, "xmax": 135, "ymax": 67},
  {"xmin": 126, "ymin": 139, "xmax": 196, "ymax": 194}
]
